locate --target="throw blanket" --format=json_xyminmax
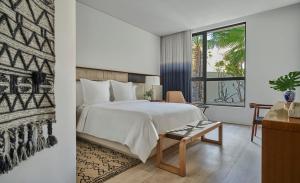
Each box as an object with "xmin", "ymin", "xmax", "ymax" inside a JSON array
[{"xmin": 0, "ymin": 0, "xmax": 57, "ymax": 174}]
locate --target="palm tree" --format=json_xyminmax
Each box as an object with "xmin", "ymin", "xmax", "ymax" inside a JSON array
[
  {"xmin": 192, "ymin": 36, "xmax": 203, "ymax": 76},
  {"xmin": 192, "ymin": 35, "xmax": 203, "ymax": 102},
  {"xmin": 208, "ymin": 25, "xmax": 245, "ymax": 103}
]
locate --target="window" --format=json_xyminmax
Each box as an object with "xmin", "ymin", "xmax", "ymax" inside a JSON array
[{"xmin": 192, "ymin": 23, "xmax": 246, "ymax": 106}]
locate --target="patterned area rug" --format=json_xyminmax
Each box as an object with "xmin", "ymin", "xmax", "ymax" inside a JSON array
[{"xmin": 77, "ymin": 139, "xmax": 141, "ymax": 183}]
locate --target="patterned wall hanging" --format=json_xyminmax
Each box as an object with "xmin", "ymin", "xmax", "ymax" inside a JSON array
[{"xmin": 0, "ymin": 0, "xmax": 57, "ymax": 174}]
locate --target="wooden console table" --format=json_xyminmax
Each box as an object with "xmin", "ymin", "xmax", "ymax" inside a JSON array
[
  {"xmin": 262, "ymin": 102, "xmax": 300, "ymax": 183},
  {"xmin": 156, "ymin": 121, "xmax": 222, "ymax": 176}
]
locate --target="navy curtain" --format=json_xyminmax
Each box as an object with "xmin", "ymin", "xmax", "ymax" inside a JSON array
[{"xmin": 160, "ymin": 31, "xmax": 192, "ymax": 102}]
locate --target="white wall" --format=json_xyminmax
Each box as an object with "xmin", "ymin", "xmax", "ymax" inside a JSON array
[
  {"xmin": 77, "ymin": 2, "xmax": 160, "ymax": 75},
  {"xmin": 0, "ymin": 0, "xmax": 76, "ymax": 182},
  {"xmin": 193, "ymin": 3, "xmax": 300, "ymax": 125}
]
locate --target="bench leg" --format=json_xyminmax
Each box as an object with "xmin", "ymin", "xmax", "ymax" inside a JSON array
[
  {"xmin": 156, "ymin": 135, "xmax": 163, "ymax": 166},
  {"xmin": 179, "ymin": 140, "xmax": 186, "ymax": 176},
  {"xmin": 156, "ymin": 137, "xmax": 187, "ymax": 177},
  {"xmin": 219, "ymin": 124, "xmax": 223, "ymax": 145},
  {"xmin": 201, "ymin": 124, "xmax": 223, "ymax": 145}
]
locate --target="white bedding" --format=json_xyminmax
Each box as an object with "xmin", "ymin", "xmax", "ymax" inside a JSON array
[{"xmin": 77, "ymin": 100, "xmax": 207, "ymax": 162}]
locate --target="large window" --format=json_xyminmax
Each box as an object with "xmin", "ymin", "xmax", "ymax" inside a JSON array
[{"xmin": 192, "ymin": 23, "xmax": 246, "ymax": 106}]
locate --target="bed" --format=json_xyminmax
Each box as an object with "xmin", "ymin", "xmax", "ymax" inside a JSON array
[{"xmin": 76, "ymin": 67, "xmax": 207, "ymax": 163}]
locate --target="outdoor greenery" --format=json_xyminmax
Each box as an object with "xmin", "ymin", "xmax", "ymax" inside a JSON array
[
  {"xmin": 144, "ymin": 89, "xmax": 153, "ymax": 100},
  {"xmin": 192, "ymin": 36, "xmax": 203, "ymax": 77},
  {"xmin": 191, "ymin": 35, "xmax": 204, "ymax": 103},
  {"xmin": 269, "ymin": 71, "xmax": 300, "ymax": 91},
  {"xmin": 209, "ymin": 26, "xmax": 245, "ymax": 77},
  {"xmin": 209, "ymin": 25, "xmax": 245, "ymax": 103},
  {"xmin": 191, "ymin": 25, "xmax": 246, "ymax": 105}
]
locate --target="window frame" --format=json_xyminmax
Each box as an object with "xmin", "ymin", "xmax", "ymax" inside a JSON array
[{"xmin": 191, "ymin": 22, "xmax": 246, "ymax": 107}]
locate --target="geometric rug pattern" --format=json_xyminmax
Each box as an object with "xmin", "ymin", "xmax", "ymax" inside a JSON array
[{"xmin": 77, "ymin": 139, "xmax": 141, "ymax": 183}]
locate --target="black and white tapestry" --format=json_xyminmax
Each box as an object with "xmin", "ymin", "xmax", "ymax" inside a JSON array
[{"xmin": 0, "ymin": 0, "xmax": 56, "ymax": 174}]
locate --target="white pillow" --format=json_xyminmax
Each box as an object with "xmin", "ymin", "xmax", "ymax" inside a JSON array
[
  {"xmin": 132, "ymin": 85, "xmax": 137, "ymax": 100},
  {"xmin": 76, "ymin": 81, "xmax": 84, "ymax": 107},
  {"xmin": 80, "ymin": 79, "xmax": 110, "ymax": 105},
  {"xmin": 110, "ymin": 80, "xmax": 137, "ymax": 101}
]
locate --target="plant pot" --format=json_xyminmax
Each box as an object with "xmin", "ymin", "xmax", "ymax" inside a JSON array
[
  {"xmin": 145, "ymin": 96, "xmax": 152, "ymax": 100},
  {"xmin": 284, "ymin": 90, "xmax": 295, "ymax": 103}
]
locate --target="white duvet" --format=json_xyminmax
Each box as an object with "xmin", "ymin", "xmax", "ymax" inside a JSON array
[{"xmin": 77, "ymin": 100, "xmax": 206, "ymax": 162}]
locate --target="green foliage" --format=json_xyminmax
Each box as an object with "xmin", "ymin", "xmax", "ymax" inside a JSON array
[
  {"xmin": 144, "ymin": 89, "xmax": 153, "ymax": 99},
  {"xmin": 208, "ymin": 25, "xmax": 245, "ymax": 103},
  {"xmin": 192, "ymin": 35, "xmax": 203, "ymax": 76},
  {"xmin": 269, "ymin": 71, "xmax": 300, "ymax": 91},
  {"xmin": 192, "ymin": 36, "xmax": 202, "ymax": 46},
  {"xmin": 209, "ymin": 26, "xmax": 245, "ymax": 77},
  {"xmin": 208, "ymin": 27, "xmax": 245, "ymax": 49}
]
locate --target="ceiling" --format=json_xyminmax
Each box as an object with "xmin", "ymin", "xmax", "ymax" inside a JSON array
[{"xmin": 77, "ymin": 0, "xmax": 300, "ymax": 36}]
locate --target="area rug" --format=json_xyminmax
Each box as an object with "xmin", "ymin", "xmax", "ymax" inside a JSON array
[{"xmin": 77, "ymin": 139, "xmax": 141, "ymax": 183}]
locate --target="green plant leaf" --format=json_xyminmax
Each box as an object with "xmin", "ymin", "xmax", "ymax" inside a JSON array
[{"xmin": 269, "ymin": 71, "xmax": 300, "ymax": 92}]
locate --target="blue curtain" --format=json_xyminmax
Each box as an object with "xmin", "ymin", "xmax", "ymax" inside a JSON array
[{"xmin": 160, "ymin": 31, "xmax": 192, "ymax": 102}]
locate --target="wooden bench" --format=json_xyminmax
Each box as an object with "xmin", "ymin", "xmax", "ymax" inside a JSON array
[{"xmin": 156, "ymin": 121, "xmax": 223, "ymax": 177}]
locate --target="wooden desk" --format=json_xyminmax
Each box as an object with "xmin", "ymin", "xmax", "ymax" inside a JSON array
[{"xmin": 262, "ymin": 102, "xmax": 300, "ymax": 183}]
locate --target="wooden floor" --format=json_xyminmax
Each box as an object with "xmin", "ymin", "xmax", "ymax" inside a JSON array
[{"xmin": 106, "ymin": 124, "xmax": 261, "ymax": 183}]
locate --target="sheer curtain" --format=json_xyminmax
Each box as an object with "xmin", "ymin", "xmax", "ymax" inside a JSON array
[{"xmin": 160, "ymin": 30, "xmax": 192, "ymax": 102}]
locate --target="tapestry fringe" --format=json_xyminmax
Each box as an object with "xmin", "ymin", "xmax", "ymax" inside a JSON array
[
  {"xmin": 8, "ymin": 128, "xmax": 19, "ymax": 167},
  {"xmin": 17, "ymin": 125, "xmax": 28, "ymax": 162},
  {"xmin": 0, "ymin": 120, "xmax": 57, "ymax": 174},
  {"xmin": 47, "ymin": 121, "xmax": 57, "ymax": 147},
  {"xmin": 26, "ymin": 123, "xmax": 36, "ymax": 157},
  {"xmin": 0, "ymin": 154, "xmax": 13, "ymax": 174},
  {"xmin": 36, "ymin": 124, "xmax": 46, "ymax": 152},
  {"xmin": 0, "ymin": 130, "xmax": 13, "ymax": 173}
]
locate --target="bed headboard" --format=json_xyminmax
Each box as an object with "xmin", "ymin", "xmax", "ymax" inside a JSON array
[
  {"xmin": 76, "ymin": 67, "xmax": 128, "ymax": 82},
  {"xmin": 76, "ymin": 67, "xmax": 154, "ymax": 105},
  {"xmin": 76, "ymin": 66, "xmax": 151, "ymax": 83}
]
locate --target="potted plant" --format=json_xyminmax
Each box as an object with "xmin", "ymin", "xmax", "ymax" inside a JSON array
[
  {"xmin": 144, "ymin": 89, "xmax": 153, "ymax": 100},
  {"xmin": 269, "ymin": 71, "xmax": 300, "ymax": 103}
]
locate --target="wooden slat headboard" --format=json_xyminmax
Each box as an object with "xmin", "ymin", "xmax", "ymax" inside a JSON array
[
  {"xmin": 76, "ymin": 67, "xmax": 161, "ymax": 100},
  {"xmin": 76, "ymin": 67, "xmax": 128, "ymax": 82}
]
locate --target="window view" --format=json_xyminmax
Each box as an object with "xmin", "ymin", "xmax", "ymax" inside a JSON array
[
  {"xmin": 192, "ymin": 23, "xmax": 246, "ymax": 106},
  {"xmin": 191, "ymin": 34, "xmax": 204, "ymax": 103}
]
